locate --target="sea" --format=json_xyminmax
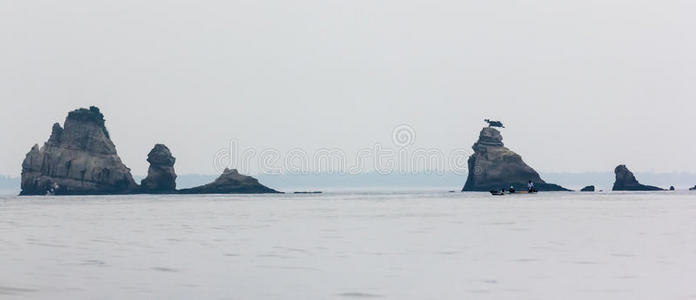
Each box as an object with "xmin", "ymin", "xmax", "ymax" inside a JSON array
[{"xmin": 1, "ymin": 191, "xmax": 696, "ymax": 300}]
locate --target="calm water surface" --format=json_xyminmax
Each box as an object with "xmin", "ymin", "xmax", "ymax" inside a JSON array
[{"xmin": 1, "ymin": 191, "xmax": 696, "ymax": 299}]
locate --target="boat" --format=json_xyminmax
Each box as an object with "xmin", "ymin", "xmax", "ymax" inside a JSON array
[{"xmin": 490, "ymin": 190, "xmax": 538, "ymax": 196}]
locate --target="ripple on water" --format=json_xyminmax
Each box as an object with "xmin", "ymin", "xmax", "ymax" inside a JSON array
[
  {"xmin": 337, "ymin": 292, "xmax": 384, "ymax": 298},
  {"xmin": 0, "ymin": 286, "xmax": 38, "ymax": 295},
  {"xmin": 258, "ymin": 253, "xmax": 292, "ymax": 259},
  {"xmin": 273, "ymin": 246, "xmax": 311, "ymax": 254},
  {"xmin": 573, "ymin": 261, "xmax": 601, "ymax": 265},
  {"xmin": 151, "ymin": 267, "xmax": 178, "ymax": 272},
  {"xmin": 610, "ymin": 253, "xmax": 635, "ymax": 257},
  {"xmin": 80, "ymin": 259, "xmax": 108, "ymax": 267},
  {"xmin": 512, "ymin": 258, "xmax": 541, "ymax": 262}
]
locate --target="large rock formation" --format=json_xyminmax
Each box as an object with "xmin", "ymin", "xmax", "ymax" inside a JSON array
[
  {"xmin": 612, "ymin": 165, "xmax": 664, "ymax": 191},
  {"xmin": 20, "ymin": 107, "xmax": 138, "ymax": 195},
  {"xmin": 462, "ymin": 127, "xmax": 568, "ymax": 192},
  {"xmin": 20, "ymin": 106, "xmax": 282, "ymax": 195},
  {"xmin": 140, "ymin": 144, "xmax": 177, "ymax": 193},
  {"xmin": 178, "ymin": 168, "xmax": 280, "ymax": 194},
  {"xmin": 580, "ymin": 185, "xmax": 595, "ymax": 192}
]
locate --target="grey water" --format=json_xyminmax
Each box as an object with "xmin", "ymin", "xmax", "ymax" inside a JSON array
[{"xmin": 1, "ymin": 191, "xmax": 696, "ymax": 300}]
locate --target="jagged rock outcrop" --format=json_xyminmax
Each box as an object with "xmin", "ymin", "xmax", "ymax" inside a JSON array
[
  {"xmin": 140, "ymin": 144, "xmax": 176, "ymax": 193},
  {"xmin": 669, "ymin": 186, "xmax": 675, "ymax": 191},
  {"xmin": 612, "ymin": 165, "xmax": 664, "ymax": 191},
  {"xmin": 580, "ymin": 185, "xmax": 595, "ymax": 192},
  {"xmin": 20, "ymin": 107, "xmax": 282, "ymax": 195},
  {"xmin": 20, "ymin": 107, "xmax": 138, "ymax": 195},
  {"xmin": 178, "ymin": 168, "xmax": 280, "ymax": 194},
  {"xmin": 462, "ymin": 127, "xmax": 568, "ymax": 192}
]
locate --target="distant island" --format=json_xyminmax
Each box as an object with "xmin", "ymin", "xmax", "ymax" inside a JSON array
[
  {"xmin": 20, "ymin": 107, "xmax": 279, "ymax": 195},
  {"xmin": 15, "ymin": 109, "xmax": 692, "ymax": 195},
  {"xmin": 612, "ymin": 164, "xmax": 664, "ymax": 191},
  {"xmin": 461, "ymin": 125, "xmax": 569, "ymax": 192},
  {"xmin": 460, "ymin": 122, "xmax": 684, "ymax": 193},
  {"xmin": 580, "ymin": 185, "xmax": 595, "ymax": 192}
]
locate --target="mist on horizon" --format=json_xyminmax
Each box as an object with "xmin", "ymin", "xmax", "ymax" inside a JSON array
[{"xmin": 1, "ymin": 0, "xmax": 695, "ymax": 177}]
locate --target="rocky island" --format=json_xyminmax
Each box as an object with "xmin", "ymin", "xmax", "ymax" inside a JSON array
[
  {"xmin": 178, "ymin": 168, "xmax": 280, "ymax": 194},
  {"xmin": 612, "ymin": 165, "xmax": 664, "ymax": 191},
  {"xmin": 21, "ymin": 107, "xmax": 138, "ymax": 195},
  {"xmin": 580, "ymin": 185, "xmax": 595, "ymax": 192},
  {"xmin": 140, "ymin": 144, "xmax": 177, "ymax": 193},
  {"xmin": 20, "ymin": 107, "xmax": 279, "ymax": 195},
  {"xmin": 462, "ymin": 125, "xmax": 569, "ymax": 192}
]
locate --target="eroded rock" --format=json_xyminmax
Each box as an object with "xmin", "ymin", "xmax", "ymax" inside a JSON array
[
  {"xmin": 612, "ymin": 165, "xmax": 663, "ymax": 191},
  {"xmin": 462, "ymin": 127, "xmax": 568, "ymax": 192},
  {"xmin": 20, "ymin": 107, "xmax": 137, "ymax": 195},
  {"xmin": 140, "ymin": 144, "xmax": 177, "ymax": 193}
]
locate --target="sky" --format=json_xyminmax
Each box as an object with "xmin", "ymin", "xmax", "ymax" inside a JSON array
[{"xmin": 1, "ymin": 0, "xmax": 695, "ymax": 176}]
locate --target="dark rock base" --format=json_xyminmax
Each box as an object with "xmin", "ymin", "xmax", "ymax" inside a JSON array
[
  {"xmin": 462, "ymin": 182, "xmax": 570, "ymax": 192},
  {"xmin": 580, "ymin": 185, "xmax": 595, "ymax": 192}
]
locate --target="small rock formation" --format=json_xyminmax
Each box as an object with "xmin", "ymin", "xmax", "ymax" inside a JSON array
[
  {"xmin": 580, "ymin": 185, "xmax": 595, "ymax": 192},
  {"xmin": 612, "ymin": 165, "xmax": 664, "ymax": 191},
  {"xmin": 690, "ymin": 185, "xmax": 696, "ymax": 191},
  {"xmin": 462, "ymin": 127, "xmax": 569, "ymax": 192},
  {"xmin": 140, "ymin": 144, "xmax": 177, "ymax": 193},
  {"xmin": 178, "ymin": 168, "xmax": 280, "ymax": 194},
  {"xmin": 669, "ymin": 186, "xmax": 675, "ymax": 191},
  {"xmin": 20, "ymin": 107, "xmax": 138, "ymax": 195}
]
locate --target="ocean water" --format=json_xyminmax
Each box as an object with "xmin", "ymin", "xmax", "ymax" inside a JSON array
[{"xmin": 1, "ymin": 191, "xmax": 696, "ymax": 300}]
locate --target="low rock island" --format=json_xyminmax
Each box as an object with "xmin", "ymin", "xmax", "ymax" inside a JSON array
[
  {"xmin": 178, "ymin": 168, "xmax": 280, "ymax": 194},
  {"xmin": 580, "ymin": 185, "xmax": 595, "ymax": 192}
]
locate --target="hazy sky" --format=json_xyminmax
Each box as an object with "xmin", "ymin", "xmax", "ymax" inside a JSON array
[{"xmin": 1, "ymin": 0, "xmax": 695, "ymax": 176}]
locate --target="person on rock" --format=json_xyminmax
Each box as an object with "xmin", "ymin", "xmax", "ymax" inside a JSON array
[{"xmin": 527, "ymin": 180, "xmax": 535, "ymax": 192}]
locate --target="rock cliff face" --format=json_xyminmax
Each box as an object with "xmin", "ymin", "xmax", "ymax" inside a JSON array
[
  {"xmin": 140, "ymin": 144, "xmax": 177, "ymax": 193},
  {"xmin": 612, "ymin": 165, "xmax": 663, "ymax": 191},
  {"xmin": 462, "ymin": 127, "xmax": 568, "ymax": 192},
  {"xmin": 178, "ymin": 168, "xmax": 280, "ymax": 194},
  {"xmin": 20, "ymin": 107, "xmax": 138, "ymax": 195},
  {"xmin": 580, "ymin": 185, "xmax": 595, "ymax": 192}
]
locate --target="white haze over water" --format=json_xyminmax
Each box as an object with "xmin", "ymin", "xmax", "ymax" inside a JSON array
[
  {"xmin": 1, "ymin": 0, "xmax": 696, "ymax": 176},
  {"xmin": 2, "ymin": 192, "xmax": 696, "ymax": 299}
]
